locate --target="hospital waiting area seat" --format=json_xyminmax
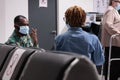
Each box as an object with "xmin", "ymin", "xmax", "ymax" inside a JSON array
[{"xmin": 0, "ymin": 43, "xmax": 100, "ymax": 80}]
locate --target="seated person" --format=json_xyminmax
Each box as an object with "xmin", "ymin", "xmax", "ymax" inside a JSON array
[
  {"xmin": 5, "ymin": 15, "xmax": 38, "ymax": 48},
  {"xmin": 55, "ymin": 5, "xmax": 104, "ymax": 66}
]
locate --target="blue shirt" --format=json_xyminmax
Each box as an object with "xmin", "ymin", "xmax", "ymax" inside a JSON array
[{"xmin": 55, "ymin": 27, "xmax": 104, "ymax": 65}]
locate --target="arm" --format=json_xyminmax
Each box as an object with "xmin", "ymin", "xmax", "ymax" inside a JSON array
[
  {"xmin": 55, "ymin": 36, "xmax": 62, "ymax": 50},
  {"xmin": 104, "ymin": 10, "xmax": 120, "ymax": 35},
  {"xmin": 92, "ymin": 38, "xmax": 105, "ymax": 66},
  {"xmin": 30, "ymin": 28, "xmax": 39, "ymax": 47}
]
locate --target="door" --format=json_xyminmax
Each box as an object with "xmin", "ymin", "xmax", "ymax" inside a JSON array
[{"xmin": 29, "ymin": 0, "xmax": 57, "ymax": 50}]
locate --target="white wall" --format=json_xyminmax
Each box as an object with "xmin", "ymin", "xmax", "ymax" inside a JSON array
[
  {"xmin": 58, "ymin": 0, "xmax": 94, "ymax": 34},
  {"xmin": 0, "ymin": 0, "xmax": 28, "ymax": 43},
  {"xmin": 0, "ymin": 0, "xmax": 6, "ymax": 43}
]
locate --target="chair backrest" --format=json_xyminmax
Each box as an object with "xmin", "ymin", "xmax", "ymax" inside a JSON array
[
  {"xmin": 0, "ymin": 44, "xmax": 100, "ymax": 80},
  {"xmin": 19, "ymin": 51, "xmax": 75, "ymax": 80},
  {"xmin": 0, "ymin": 47, "xmax": 36, "ymax": 80},
  {"xmin": 19, "ymin": 51, "xmax": 100, "ymax": 80},
  {"xmin": 0, "ymin": 44, "xmax": 16, "ymax": 72},
  {"xmin": 48, "ymin": 51, "xmax": 100, "ymax": 80},
  {"xmin": 64, "ymin": 56, "xmax": 99, "ymax": 80}
]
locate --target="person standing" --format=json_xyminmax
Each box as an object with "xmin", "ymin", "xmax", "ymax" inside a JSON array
[{"xmin": 101, "ymin": 0, "xmax": 120, "ymax": 80}]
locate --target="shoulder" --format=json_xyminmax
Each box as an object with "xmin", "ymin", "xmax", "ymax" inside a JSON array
[
  {"xmin": 89, "ymin": 33, "xmax": 99, "ymax": 40},
  {"xmin": 5, "ymin": 31, "xmax": 19, "ymax": 45},
  {"xmin": 56, "ymin": 32, "xmax": 67, "ymax": 39},
  {"xmin": 85, "ymin": 32, "xmax": 99, "ymax": 42},
  {"xmin": 5, "ymin": 36, "xmax": 16, "ymax": 45},
  {"xmin": 104, "ymin": 6, "xmax": 115, "ymax": 15}
]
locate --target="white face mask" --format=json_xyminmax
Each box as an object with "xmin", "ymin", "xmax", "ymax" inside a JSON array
[
  {"xmin": 19, "ymin": 26, "xmax": 29, "ymax": 34},
  {"xmin": 115, "ymin": 3, "xmax": 120, "ymax": 10}
]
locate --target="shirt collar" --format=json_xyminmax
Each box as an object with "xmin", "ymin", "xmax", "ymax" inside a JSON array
[{"xmin": 68, "ymin": 27, "xmax": 83, "ymax": 31}]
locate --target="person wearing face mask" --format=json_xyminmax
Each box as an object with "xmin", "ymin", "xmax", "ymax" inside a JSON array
[
  {"xmin": 55, "ymin": 6, "xmax": 104, "ymax": 67},
  {"xmin": 5, "ymin": 15, "xmax": 38, "ymax": 48},
  {"xmin": 101, "ymin": 0, "xmax": 120, "ymax": 80}
]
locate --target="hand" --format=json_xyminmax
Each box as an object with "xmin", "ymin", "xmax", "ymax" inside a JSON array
[{"xmin": 30, "ymin": 28, "xmax": 38, "ymax": 46}]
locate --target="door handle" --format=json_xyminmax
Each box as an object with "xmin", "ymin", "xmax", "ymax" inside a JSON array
[
  {"xmin": 51, "ymin": 30, "xmax": 56, "ymax": 34},
  {"xmin": 50, "ymin": 30, "xmax": 57, "ymax": 37}
]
